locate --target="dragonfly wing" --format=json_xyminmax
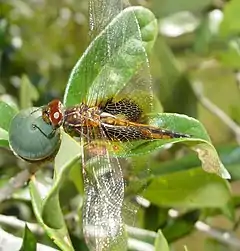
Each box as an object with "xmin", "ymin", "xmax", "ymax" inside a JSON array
[
  {"xmin": 89, "ymin": 0, "xmax": 123, "ymax": 39},
  {"xmin": 74, "ymin": 126, "xmax": 128, "ymax": 251},
  {"xmin": 86, "ymin": 0, "xmax": 153, "ymax": 118}
]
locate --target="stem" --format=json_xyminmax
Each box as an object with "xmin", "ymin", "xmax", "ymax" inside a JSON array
[
  {"xmin": 192, "ymin": 81, "xmax": 240, "ymax": 144},
  {"xmin": 0, "ymin": 164, "xmax": 39, "ymax": 203}
]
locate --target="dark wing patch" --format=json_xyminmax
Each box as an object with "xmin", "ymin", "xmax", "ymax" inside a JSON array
[
  {"xmin": 101, "ymin": 124, "xmax": 147, "ymax": 141},
  {"xmin": 103, "ymin": 99, "xmax": 142, "ymax": 122}
]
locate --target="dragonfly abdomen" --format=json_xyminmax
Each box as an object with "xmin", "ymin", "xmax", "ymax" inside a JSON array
[
  {"xmin": 102, "ymin": 123, "xmax": 190, "ymax": 141},
  {"xmin": 140, "ymin": 126, "xmax": 190, "ymax": 139}
]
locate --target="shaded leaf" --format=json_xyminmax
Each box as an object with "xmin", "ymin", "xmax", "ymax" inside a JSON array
[
  {"xmin": 143, "ymin": 168, "xmax": 231, "ymax": 209},
  {"xmin": 19, "ymin": 225, "xmax": 37, "ymax": 251}
]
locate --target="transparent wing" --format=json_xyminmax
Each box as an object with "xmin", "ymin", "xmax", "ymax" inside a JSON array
[
  {"xmin": 75, "ymin": 126, "xmax": 130, "ymax": 251},
  {"xmin": 89, "ymin": 0, "xmax": 123, "ymax": 40},
  {"xmin": 80, "ymin": 0, "xmax": 153, "ymax": 250},
  {"xmin": 86, "ymin": 0, "xmax": 154, "ymax": 116}
]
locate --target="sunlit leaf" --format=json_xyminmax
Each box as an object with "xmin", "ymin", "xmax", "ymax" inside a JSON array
[
  {"xmin": 42, "ymin": 132, "xmax": 81, "ymax": 229},
  {"xmin": 0, "ymin": 101, "xmax": 18, "ymax": 131},
  {"xmin": 64, "ymin": 6, "xmax": 158, "ymax": 107},
  {"xmin": 220, "ymin": 0, "xmax": 240, "ymax": 36},
  {"xmin": 29, "ymin": 176, "xmax": 74, "ymax": 251},
  {"xmin": 154, "ymin": 230, "xmax": 169, "ymax": 251}
]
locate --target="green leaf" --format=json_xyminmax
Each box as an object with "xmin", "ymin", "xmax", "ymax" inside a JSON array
[
  {"xmin": 0, "ymin": 101, "xmax": 18, "ymax": 131},
  {"xmin": 154, "ymin": 230, "xmax": 169, "ymax": 251},
  {"xmin": 63, "ymin": 6, "xmax": 157, "ymax": 107},
  {"xmin": 0, "ymin": 101, "xmax": 17, "ymax": 147},
  {"xmin": 143, "ymin": 168, "xmax": 231, "ymax": 209},
  {"xmin": 42, "ymin": 132, "xmax": 81, "ymax": 229},
  {"xmin": 148, "ymin": 144, "xmax": 240, "ymax": 178},
  {"xmin": 114, "ymin": 113, "xmax": 229, "ymax": 179},
  {"xmin": 29, "ymin": 176, "xmax": 74, "ymax": 251},
  {"xmin": 19, "ymin": 75, "xmax": 39, "ymax": 109},
  {"xmin": 19, "ymin": 225, "xmax": 37, "ymax": 251},
  {"xmin": 0, "ymin": 127, "xmax": 9, "ymax": 147},
  {"xmin": 220, "ymin": 0, "xmax": 240, "ymax": 36}
]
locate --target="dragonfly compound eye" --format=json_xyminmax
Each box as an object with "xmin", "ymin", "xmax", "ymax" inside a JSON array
[{"xmin": 9, "ymin": 107, "xmax": 61, "ymax": 162}]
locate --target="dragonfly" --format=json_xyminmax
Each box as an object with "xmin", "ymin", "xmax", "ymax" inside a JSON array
[{"xmin": 41, "ymin": 0, "xmax": 190, "ymax": 250}]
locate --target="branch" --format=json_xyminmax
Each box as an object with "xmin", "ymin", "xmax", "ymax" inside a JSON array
[
  {"xmin": 169, "ymin": 209, "xmax": 240, "ymax": 248},
  {"xmin": 0, "ymin": 164, "xmax": 40, "ymax": 203},
  {"xmin": 0, "ymin": 214, "xmax": 43, "ymax": 235},
  {"xmin": 192, "ymin": 81, "xmax": 240, "ymax": 144},
  {"xmin": 0, "ymin": 228, "xmax": 58, "ymax": 251}
]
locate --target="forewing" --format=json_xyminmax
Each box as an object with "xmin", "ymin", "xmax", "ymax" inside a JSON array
[
  {"xmin": 89, "ymin": 0, "xmax": 123, "ymax": 40},
  {"xmin": 86, "ymin": 1, "xmax": 154, "ymax": 117}
]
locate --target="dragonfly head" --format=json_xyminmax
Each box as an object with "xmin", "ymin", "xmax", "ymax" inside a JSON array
[{"xmin": 42, "ymin": 99, "xmax": 64, "ymax": 128}]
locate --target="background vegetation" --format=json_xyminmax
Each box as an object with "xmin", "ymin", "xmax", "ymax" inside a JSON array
[{"xmin": 0, "ymin": 0, "xmax": 240, "ymax": 250}]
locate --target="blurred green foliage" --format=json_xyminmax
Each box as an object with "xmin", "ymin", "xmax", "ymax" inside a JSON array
[{"xmin": 0, "ymin": 0, "xmax": 240, "ymax": 251}]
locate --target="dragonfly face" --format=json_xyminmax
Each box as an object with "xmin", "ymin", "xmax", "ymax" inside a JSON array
[{"xmin": 42, "ymin": 99, "xmax": 64, "ymax": 128}]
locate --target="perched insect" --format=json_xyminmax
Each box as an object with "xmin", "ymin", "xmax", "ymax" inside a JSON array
[
  {"xmin": 40, "ymin": 2, "xmax": 190, "ymax": 251},
  {"xmin": 42, "ymin": 99, "xmax": 189, "ymax": 141}
]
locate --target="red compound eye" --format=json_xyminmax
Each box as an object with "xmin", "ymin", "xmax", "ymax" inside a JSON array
[{"xmin": 48, "ymin": 99, "xmax": 63, "ymax": 127}]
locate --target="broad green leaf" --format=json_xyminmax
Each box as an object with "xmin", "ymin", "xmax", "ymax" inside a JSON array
[
  {"xmin": 42, "ymin": 132, "xmax": 81, "ymax": 229},
  {"xmin": 154, "ymin": 230, "xmax": 169, "ymax": 251},
  {"xmin": 0, "ymin": 101, "xmax": 18, "ymax": 131},
  {"xmin": 29, "ymin": 176, "xmax": 74, "ymax": 251},
  {"xmin": 19, "ymin": 75, "xmax": 39, "ymax": 109},
  {"xmin": 143, "ymin": 168, "xmax": 231, "ymax": 209},
  {"xmin": 19, "ymin": 225, "xmax": 37, "ymax": 251},
  {"xmin": 149, "ymin": 144, "xmax": 240, "ymax": 178},
  {"xmin": 113, "ymin": 113, "xmax": 229, "ymax": 179},
  {"xmin": 63, "ymin": 6, "xmax": 157, "ymax": 107}
]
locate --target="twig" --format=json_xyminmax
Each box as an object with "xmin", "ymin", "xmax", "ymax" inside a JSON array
[
  {"xmin": 0, "ymin": 228, "xmax": 58, "ymax": 251},
  {"xmin": 0, "ymin": 169, "xmax": 30, "ymax": 203},
  {"xmin": 196, "ymin": 221, "xmax": 240, "ymax": 248},
  {"xmin": 192, "ymin": 81, "xmax": 240, "ymax": 144},
  {"xmin": 169, "ymin": 209, "xmax": 240, "ymax": 249},
  {"xmin": 0, "ymin": 163, "xmax": 40, "ymax": 203}
]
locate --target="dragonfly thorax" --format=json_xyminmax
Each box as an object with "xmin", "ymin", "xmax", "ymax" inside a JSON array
[{"xmin": 63, "ymin": 104, "xmax": 101, "ymax": 129}]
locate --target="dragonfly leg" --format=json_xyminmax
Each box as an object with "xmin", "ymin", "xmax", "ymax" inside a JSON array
[{"xmin": 31, "ymin": 123, "xmax": 56, "ymax": 139}]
